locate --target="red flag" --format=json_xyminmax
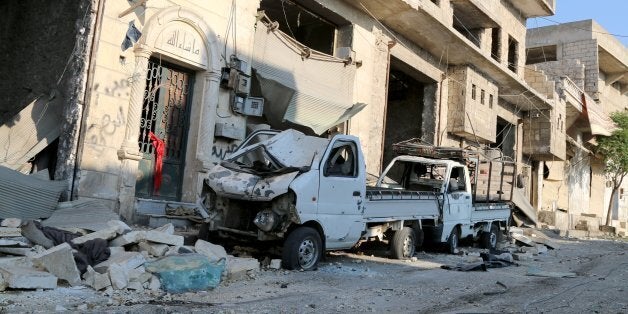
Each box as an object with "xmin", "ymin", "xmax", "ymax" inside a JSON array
[{"xmin": 148, "ymin": 132, "xmax": 165, "ymax": 194}]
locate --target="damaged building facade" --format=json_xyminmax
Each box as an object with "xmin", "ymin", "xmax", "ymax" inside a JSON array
[
  {"xmin": 526, "ymin": 20, "xmax": 628, "ymax": 235},
  {"xmin": 0, "ymin": 0, "xmax": 624, "ymax": 235}
]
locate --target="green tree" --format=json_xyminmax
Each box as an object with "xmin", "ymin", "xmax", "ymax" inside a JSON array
[{"xmin": 597, "ymin": 111, "xmax": 628, "ymax": 226}]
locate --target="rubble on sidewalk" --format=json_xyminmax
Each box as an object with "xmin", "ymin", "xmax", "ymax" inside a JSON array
[{"xmin": 0, "ymin": 215, "xmax": 267, "ymax": 295}]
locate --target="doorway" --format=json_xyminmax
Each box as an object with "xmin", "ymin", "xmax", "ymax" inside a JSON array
[{"xmin": 136, "ymin": 59, "xmax": 194, "ymax": 201}]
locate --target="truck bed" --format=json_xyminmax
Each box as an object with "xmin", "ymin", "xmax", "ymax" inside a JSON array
[
  {"xmin": 363, "ymin": 187, "xmax": 441, "ymax": 221},
  {"xmin": 470, "ymin": 202, "xmax": 512, "ymax": 223}
]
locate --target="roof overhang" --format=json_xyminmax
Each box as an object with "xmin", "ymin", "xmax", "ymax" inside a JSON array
[
  {"xmin": 343, "ymin": 0, "xmax": 553, "ymax": 110},
  {"xmin": 508, "ymin": 0, "xmax": 555, "ymax": 18}
]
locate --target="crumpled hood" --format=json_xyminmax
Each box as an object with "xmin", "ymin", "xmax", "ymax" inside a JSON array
[{"xmin": 206, "ymin": 164, "xmax": 299, "ymax": 201}]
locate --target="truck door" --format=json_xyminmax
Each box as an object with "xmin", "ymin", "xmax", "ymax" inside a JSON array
[
  {"xmin": 444, "ymin": 166, "xmax": 473, "ymax": 237},
  {"xmin": 317, "ymin": 138, "xmax": 365, "ymax": 249}
]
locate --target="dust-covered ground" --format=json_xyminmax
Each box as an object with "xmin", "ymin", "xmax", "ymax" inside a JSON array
[{"xmin": 1, "ymin": 236, "xmax": 627, "ymax": 313}]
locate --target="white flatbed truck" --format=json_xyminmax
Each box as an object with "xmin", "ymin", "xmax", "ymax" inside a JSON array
[{"xmin": 203, "ymin": 129, "xmax": 513, "ymax": 270}]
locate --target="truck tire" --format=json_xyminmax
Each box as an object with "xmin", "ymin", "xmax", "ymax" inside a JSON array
[
  {"xmin": 447, "ymin": 226, "xmax": 460, "ymax": 254},
  {"xmin": 391, "ymin": 227, "xmax": 416, "ymax": 259},
  {"xmin": 282, "ymin": 227, "xmax": 322, "ymax": 271},
  {"xmin": 480, "ymin": 224, "xmax": 499, "ymax": 250}
]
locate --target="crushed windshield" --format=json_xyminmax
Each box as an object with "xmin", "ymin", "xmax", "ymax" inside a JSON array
[{"xmin": 224, "ymin": 146, "xmax": 283, "ymax": 173}]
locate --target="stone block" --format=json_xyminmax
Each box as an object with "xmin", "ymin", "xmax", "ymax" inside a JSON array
[
  {"xmin": 0, "ymin": 227, "xmax": 22, "ymax": 237},
  {"xmin": 566, "ymin": 229, "xmax": 589, "ymax": 239},
  {"xmin": 109, "ymin": 263, "xmax": 128, "ymax": 290},
  {"xmin": 535, "ymin": 244, "xmax": 548, "ymax": 254},
  {"xmin": 109, "ymin": 231, "xmax": 146, "ymax": 247},
  {"xmin": 138, "ymin": 241, "xmax": 169, "ymax": 257},
  {"xmin": 94, "ymin": 252, "xmax": 146, "ymax": 273},
  {"xmin": 83, "ymin": 266, "xmax": 111, "ymax": 290},
  {"xmin": 31, "ymin": 243, "xmax": 81, "ymax": 286},
  {"xmin": 72, "ymin": 221, "xmax": 128, "ymax": 245},
  {"xmin": 194, "ymin": 240, "xmax": 227, "ymax": 263},
  {"xmin": 0, "ymin": 265, "xmax": 57, "ymax": 289},
  {"xmin": 144, "ymin": 230, "xmax": 184, "ymax": 246},
  {"xmin": 0, "ymin": 273, "xmax": 6, "ymax": 291},
  {"xmin": 148, "ymin": 275, "xmax": 161, "ymax": 291},
  {"xmin": 109, "ymin": 247, "xmax": 125, "ymax": 255},
  {"xmin": 1, "ymin": 218, "xmax": 22, "ymax": 228},
  {"xmin": 145, "ymin": 254, "xmax": 224, "ymax": 293},
  {"xmin": 227, "ymin": 256, "xmax": 260, "ymax": 279},
  {"xmin": 153, "ymin": 223, "xmax": 174, "ymax": 235},
  {"xmin": 269, "ymin": 259, "xmax": 282, "ymax": 270},
  {"xmin": 512, "ymin": 252, "xmax": 533, "ymax": 261}
]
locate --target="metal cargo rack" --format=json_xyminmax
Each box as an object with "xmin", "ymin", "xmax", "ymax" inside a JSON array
[{"xmin": 392, "ymin": 138, "xmax": 516, "ymax": 204}]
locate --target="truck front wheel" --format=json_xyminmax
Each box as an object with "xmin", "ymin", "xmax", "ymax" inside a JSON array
[
  {"xmin": 282, "ymin": 227, "xmax": 322, "ymax": 271},
  {"xmin": 391, "ymin": 227, "xmax": 416, "ymax": 259},
  {"xmin": 447, "ymin": 226, "xmax": 460, "ymax": 254}
]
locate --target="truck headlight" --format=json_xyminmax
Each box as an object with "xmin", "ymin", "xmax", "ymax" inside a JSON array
[{"xmin": 254, "ymin": 209, "xmax": 278, "ymax": 232}]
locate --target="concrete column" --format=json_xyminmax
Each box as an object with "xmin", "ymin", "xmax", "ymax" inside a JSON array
[
  {"xmin": 197, "ymin": 71, "xmax": 222, "ymax": 170},
  {"xmin": 117, "ymin": 44, "xmax": 151, "ymax": 221}
]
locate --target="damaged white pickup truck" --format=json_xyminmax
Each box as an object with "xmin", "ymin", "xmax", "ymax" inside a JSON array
[{"xmin": 203, "ymin": 129, "xmax": 513, "ymax": 270}]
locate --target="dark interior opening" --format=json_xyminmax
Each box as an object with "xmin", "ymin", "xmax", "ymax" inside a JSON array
[
  {"xmin": 491, "ymin": 27, "xmax": 501, "ymax": 62},
  {"xmin": 260, "ymin": 0, "xmax": 337, "ymax": 55},
  {"xmin": 507, "ymin": 35, "xmax": 519, "ymax": 73},
  {"xmin": 490, "ymin": 117, "xmax": 515, "ymax": 159},
  {"xmin": 383, "ymin": 62, "xmax": 427, "ymax": 169},
  {"xmin": 526, "ymin": 45, "xmax": 558, "ymax": 65}
]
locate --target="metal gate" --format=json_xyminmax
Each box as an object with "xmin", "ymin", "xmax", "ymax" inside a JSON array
[{"xmin": 136, "ymin": 59, "xmax": 194, "ymax": 200}]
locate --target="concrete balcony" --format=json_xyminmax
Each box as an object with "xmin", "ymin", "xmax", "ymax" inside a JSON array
[
  {"xmin": 507, "ymin": 0, "xmax": 555, "ymax": 18},
  {"xmin": 522, "ymin": 107, "xmax": 566, "ymax": 161},
  {"xmin": 342, "ymin": 0, "xmax": 553, "ymax": 110}
]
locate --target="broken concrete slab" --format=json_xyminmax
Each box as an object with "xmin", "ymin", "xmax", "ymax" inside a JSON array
[
  {"xmin": 513, "ymin": 252, "xmax": 533, "ymax": 261},
  {"xmin": 522, "ymin": 228, "xmax": 561, "ymax": 249},
  {"xmin": 1, "ymin": 218, "xmax": 22, "ymax": 228},
  {"xmin": 68, "ymin": 219, "xmax": 131, "ymax": 245},
  {"xmin": 94, "ymin": 252, "xmax": 146, "ymax": 274},
  {"xmin": 511, "ymin": 233, "xmax": 535, "ymax": 246},
  {"xmin": 31, "ymin": 243, "xmax": 81, "ymax": 286},
  {"xmin": 109, "ymin": 263, "xmax": 129, "ymax": 290},
  {"xmin": 0, "ymin": 239, "xmax": 30, "ymax": 247},
  {"xmin": 269, "ymin": 259, "xmax": 282, "ymax": 270},
  {"xmin": 83, "ymin": 266, "xmax": 111, "ymax": 291},
  {"xmin": 194, "ymin": 240, "xmax": 227, "ymax": 263},
  {"xmin": 109, "ymin": 247, "xmax": 125, "ymax": 255},
  {"xmin": 0, "ymin": 264, "xmax": 57, "ymax": 289},
  {"xmin": 138, "ymin": 241, "xmax": 168, "ymax": 257},
  {"xmin": 153, "ymin": 223, "xmax": 174, "ymax": 235},
  {"xmin": 0, "ymin": 227, "xmax": 22, "ymax": 237},
  {"xmin": 109, "ymin": 231, "xmax": 146, "ymax": 247},
  {"xmin": 526, "ymin": 266, "xmax": 577, "ymax": 278},
  {"xmin": 144, "ymin": 230, "xmax": 184, "ymax": 246},
  {"xmin": 148, "ymin": 275, "xmax": 161, "ymax": 291},
  {"xmin": 0, "ymin": 246, "xmax": 42, "ymax": 256},
  {"xmin": 227, "ymin": 256, "xmax": 260, "ymax": 279}
]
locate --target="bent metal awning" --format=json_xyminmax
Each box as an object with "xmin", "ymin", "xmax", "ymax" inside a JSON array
[{"xmin": 251, "ymin": 18, "xmax": 366, "ymax": 135}]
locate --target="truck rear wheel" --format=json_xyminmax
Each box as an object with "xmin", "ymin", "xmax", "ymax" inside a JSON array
[
  {"xmin": 480, "ymin": 224, "xmax": 499, "ymax": 250},
  {"xmin": 282, "ymin": 227, "xmax": 322, "ymax": 271},
  {"xmin": 447, "ymin": 226, "xmax": 460, "ymax": 254},
  {"xmin": 391, "ymin": 227, "xmax": 416, "ymax": 259}
]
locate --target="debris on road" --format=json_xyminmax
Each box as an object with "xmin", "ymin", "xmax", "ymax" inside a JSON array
[{"xmin": 526, "ymin": 266, "xmax": 577, "ymax": 278}]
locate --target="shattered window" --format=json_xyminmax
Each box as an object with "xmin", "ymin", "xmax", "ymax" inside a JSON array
[
  {"xmin": 229, "ymin": 146, "xmax": 282, "ymax": 173},
  {"xmin": 324, "ymin": 141, "xmax": 357, "ymax": 177},
  {"xmin": 382, "ymin": 161, "xmax": 447, "ymax": 191}
]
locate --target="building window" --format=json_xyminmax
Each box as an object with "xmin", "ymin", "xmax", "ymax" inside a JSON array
[
  {"xmin": 491, "ymin": 28, "xmax": 501, "ymax": 62},
  {"xmin": 259, "ymin": 0, "xmax": 350, "ymax": 55},
  {"xmin": 507, "ymin": 35, "xmax": 518, "ymax": 73},
  {"xmin": 471, "ymin": 84, "xmax": 476, "ymax": 100},
  {"xmin": 480, "ymin": 89, "xmax": 485, "ymax": 105},
  {"xmin": 526, "ymin": 45, "xmax": 558, "ymax": 65},
  {"xmin": 489, "ymin": 94, "xmax": 494, "ymax": 108}
]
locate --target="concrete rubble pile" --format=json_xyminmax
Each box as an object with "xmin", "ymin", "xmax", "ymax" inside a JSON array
[{"xmin": 0, "ymin": 217, "xmax": 279, "ymax": 293}]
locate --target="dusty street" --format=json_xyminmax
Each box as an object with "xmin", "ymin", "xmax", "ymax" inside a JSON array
[{"xmin": 1, "ymin": 235, "xmax": 626, "ymax": 313}]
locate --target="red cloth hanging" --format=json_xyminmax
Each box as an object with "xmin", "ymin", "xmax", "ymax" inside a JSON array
[{"xmin": 148, "ymin": 132, "xmax": 165, "ymax": 194}]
